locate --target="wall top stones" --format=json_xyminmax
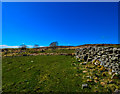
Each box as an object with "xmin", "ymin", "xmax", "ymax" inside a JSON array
[{"xmin": 75, "ymin": 46, "xmax": 120, "ymax": 74}]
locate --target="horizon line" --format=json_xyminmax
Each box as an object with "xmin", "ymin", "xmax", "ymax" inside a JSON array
[{"xmin": 0, "ymin": 43, "xmax": 120, "ymax": 48}]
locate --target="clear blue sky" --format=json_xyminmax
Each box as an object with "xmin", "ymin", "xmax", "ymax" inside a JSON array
[{"xmin": 2, "ymin": 2, "xmax": 118, "ymax": 47}]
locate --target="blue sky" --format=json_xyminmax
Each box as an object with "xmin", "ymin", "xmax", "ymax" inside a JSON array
[{"xmin": 2, "ymin": 2, "xmax": 118, "ymax": 48}]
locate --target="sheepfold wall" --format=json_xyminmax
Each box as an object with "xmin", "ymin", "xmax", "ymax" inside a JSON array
[{"xmin": 75, "ymin": 47, "xmax": 120, "ymax": 74}]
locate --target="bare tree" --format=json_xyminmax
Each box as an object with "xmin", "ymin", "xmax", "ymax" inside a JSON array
[
  {"xmin": 33, "ymin": 44, "xmax": 39, "ymax": 49},
  {"xmin": 49, "ymin": 42, "xmax": 58, "ymax": 49},
  {"xmin": 19, "ymin": 44, "xmax": 27, "ymax": 50}
]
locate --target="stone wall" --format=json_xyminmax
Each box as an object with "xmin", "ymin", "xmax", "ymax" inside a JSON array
[{"xmin": 75, "ymin": 47, "xmax": 120, "ymax": 74}]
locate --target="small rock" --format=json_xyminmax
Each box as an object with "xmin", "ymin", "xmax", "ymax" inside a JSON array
[
  {"xmin": 87, "ymin": 58, "xmax": 92, "ymax": 62},
  {"xmin": 111, "ymin": 74, "xmax": 119, "ymax": 79},
  {"xmin": 113, "ymin": 89, "xmax": 120, "ymax": 94},
  {"xmin": 82, "ymin": 62, "xmax": 87, "ymax": 65},
  {"xmin": 109, "ymin": 72, "xmax": 112, "ymax": 75},
  {"xmin": 31, "ymin": 61, "xmax": 33, "ymax": 62},
  {"xmin": 112, "ymin": 69, "xmax": 115, "ymax": 73},
  {"xmin": 100, "ymin": 82, "xmax": 105, "ymax": 86},
  {"xmin": 83, "ymin": 71, "xmax": 87, "ymax": 73},
  {"xmin": 108, "ymin": 80, "xmax": 115, "ymax": 84},
  {"xmin": 86, "ymin": 76, "xmax": 92, "ymax": 79},
  {"xmin": 94, "ymin": 60, "xmax": 101, "ymax": 65},
  {"xmin": 79, "ymin": 63, "xmax": 82, "ymax": 65},
  {"xmin": 87, "ymin": 79, "xmax": 93, "ymax": 82},
  {"xmin": 94, "ymin": 80, "xmax": 98, "ymax": 83},
  {"xmin": 82, "ymin": 84, "xmax": 88, "ymax": 89}
]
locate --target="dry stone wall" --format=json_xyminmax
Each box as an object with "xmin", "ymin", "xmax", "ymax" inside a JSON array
[{"xmin": 75, "ymin": 47, "xmax": 120, "ymax": 74}]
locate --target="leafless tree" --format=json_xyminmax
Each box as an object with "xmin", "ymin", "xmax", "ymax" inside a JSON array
[
  {"xmin": 49, "ymin": 42, "xmax": 58, "ymax": 49},
  {"xmin": 33, "ymin": 44, "xmax": 39, "ymax": 49},
  {"xmin": 19, "ymin": 44, "xmax": 27, "ymax": 50}
]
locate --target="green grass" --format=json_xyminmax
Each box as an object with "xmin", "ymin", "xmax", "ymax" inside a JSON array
[
  {"xmin": 2, "ymin": 48, "xmax": 75, "ymax": 56},
  {"xmin": 29, "ymin": 48, "xmax": 75, "ymax": 54},
  {"xmin": 27, "ymin": 48, "xmax": 75, "ymax": 54},
  {"xmin": 43, "ymin": 49, "xmax": 75, "ymax": 54},
  {"xmin": 2, "ymin": 55, "xmax": 120, "ymax": 93},
  {"xmin": 2, "ymin": 55, "xmax": 82, "ymax": 93}
]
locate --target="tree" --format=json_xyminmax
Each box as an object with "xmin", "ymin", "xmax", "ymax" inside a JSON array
[
  {"xmin": 33, "ymin": 44, "xmax": 39, "ymax": 49},
  {"xmin": 19, "ymin": 44, "xmax": 27, "ymax": 50},
  {"xmin": 49, "ymin": 42, "xmax": 58, "ymax": 49}
]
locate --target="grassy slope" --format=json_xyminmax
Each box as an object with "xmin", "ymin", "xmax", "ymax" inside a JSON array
[
  {"xmin": 2, "ymin": 55, "xmax": 120, "ymax": 93},
  {"xmin": 44, "ymin": 49, "xmax": 75, "ymax": 53},
  {"xmin": 3, "ymin": 55, "xmax": 82, "ymax": 93},
  {"xmin": 2, "ymin": 49, "xmax": 75, "ymax": 57},
  {"xmin": 25, "ymin": 49, "xmax": 75, "ymax": 54}
]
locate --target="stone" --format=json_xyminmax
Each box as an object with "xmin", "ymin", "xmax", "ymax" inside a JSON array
[
  {"xmin": 79, "ymin": 63, "xmax": 82, "ymax": 65},
  {"xmin": 75, "ymin": 47, "xmax": 120, "ymax": 75},
  {"xmin": 82, "ymin": 62, "xmax": 87, "ymax": 65},
  {"xmin": 100, "ymin": 82, "xmax": 105, "ymax": 86},
  {"xmin": 87, "ymin": 79, "xmax": 93, "ymax": 82},
  {"xmin": 102, "ymin": 55, "xmax": 107, "ymax": 58},
  {"xmin": 100, "ymin": 61, "xmax": 104, "ymax": 66},
  {"xmin": 111, "ymin": 74, "xmax": 119, "ymax": 79},
  {"xmin": 108, "ymin": 80, "xmax": 115, "ymax": 84},
  {"xmin": 113, "ymin": 89, "xmax": 120, "ymax": 94},
  {"xmin": 104, "ymin": 65, "xmax": 108, "ymax": 68},
  {"xmin": 83, "ymin": 55, "xmax": 88, "ymax": 61},
  {"xmin": 82, "ymin": 84, "xmax": 88, "ymax": 89},
  {"xmin": 87, "ymin": 58, "xmax": 93, "ymax": 62},
  {"xmin": 83, "ymin": 71, "xmax": 87, "ymax": 73},
  {"xmin": 94, "ymin": 60, "xmax": 101, "ymax": 65},
  {"xmin": 94, "ymin": 80, "xmax": 98, "ymax": 83},
  {"xmin": 86, "ymin": 76, "xmax": 92, "ymax": 79},
  {"xmin": 112, "ymin": 57, "xmax": 118, "ymax": 61},
  {"xmin": 112, "ymin": 69, "xmax": 115, "ymax": 73}
]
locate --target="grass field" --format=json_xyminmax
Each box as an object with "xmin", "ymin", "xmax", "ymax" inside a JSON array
[
  {"xmin": 2, "ymin": 54, "xmax": 120, "ymax": 93},
  {"xmin": 2, "ymin": 48, "xmax": 75, "ymax": 57},
  {"xmin": 3, "ymin": 55, "xmax": 80, "ymax": 93}
]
